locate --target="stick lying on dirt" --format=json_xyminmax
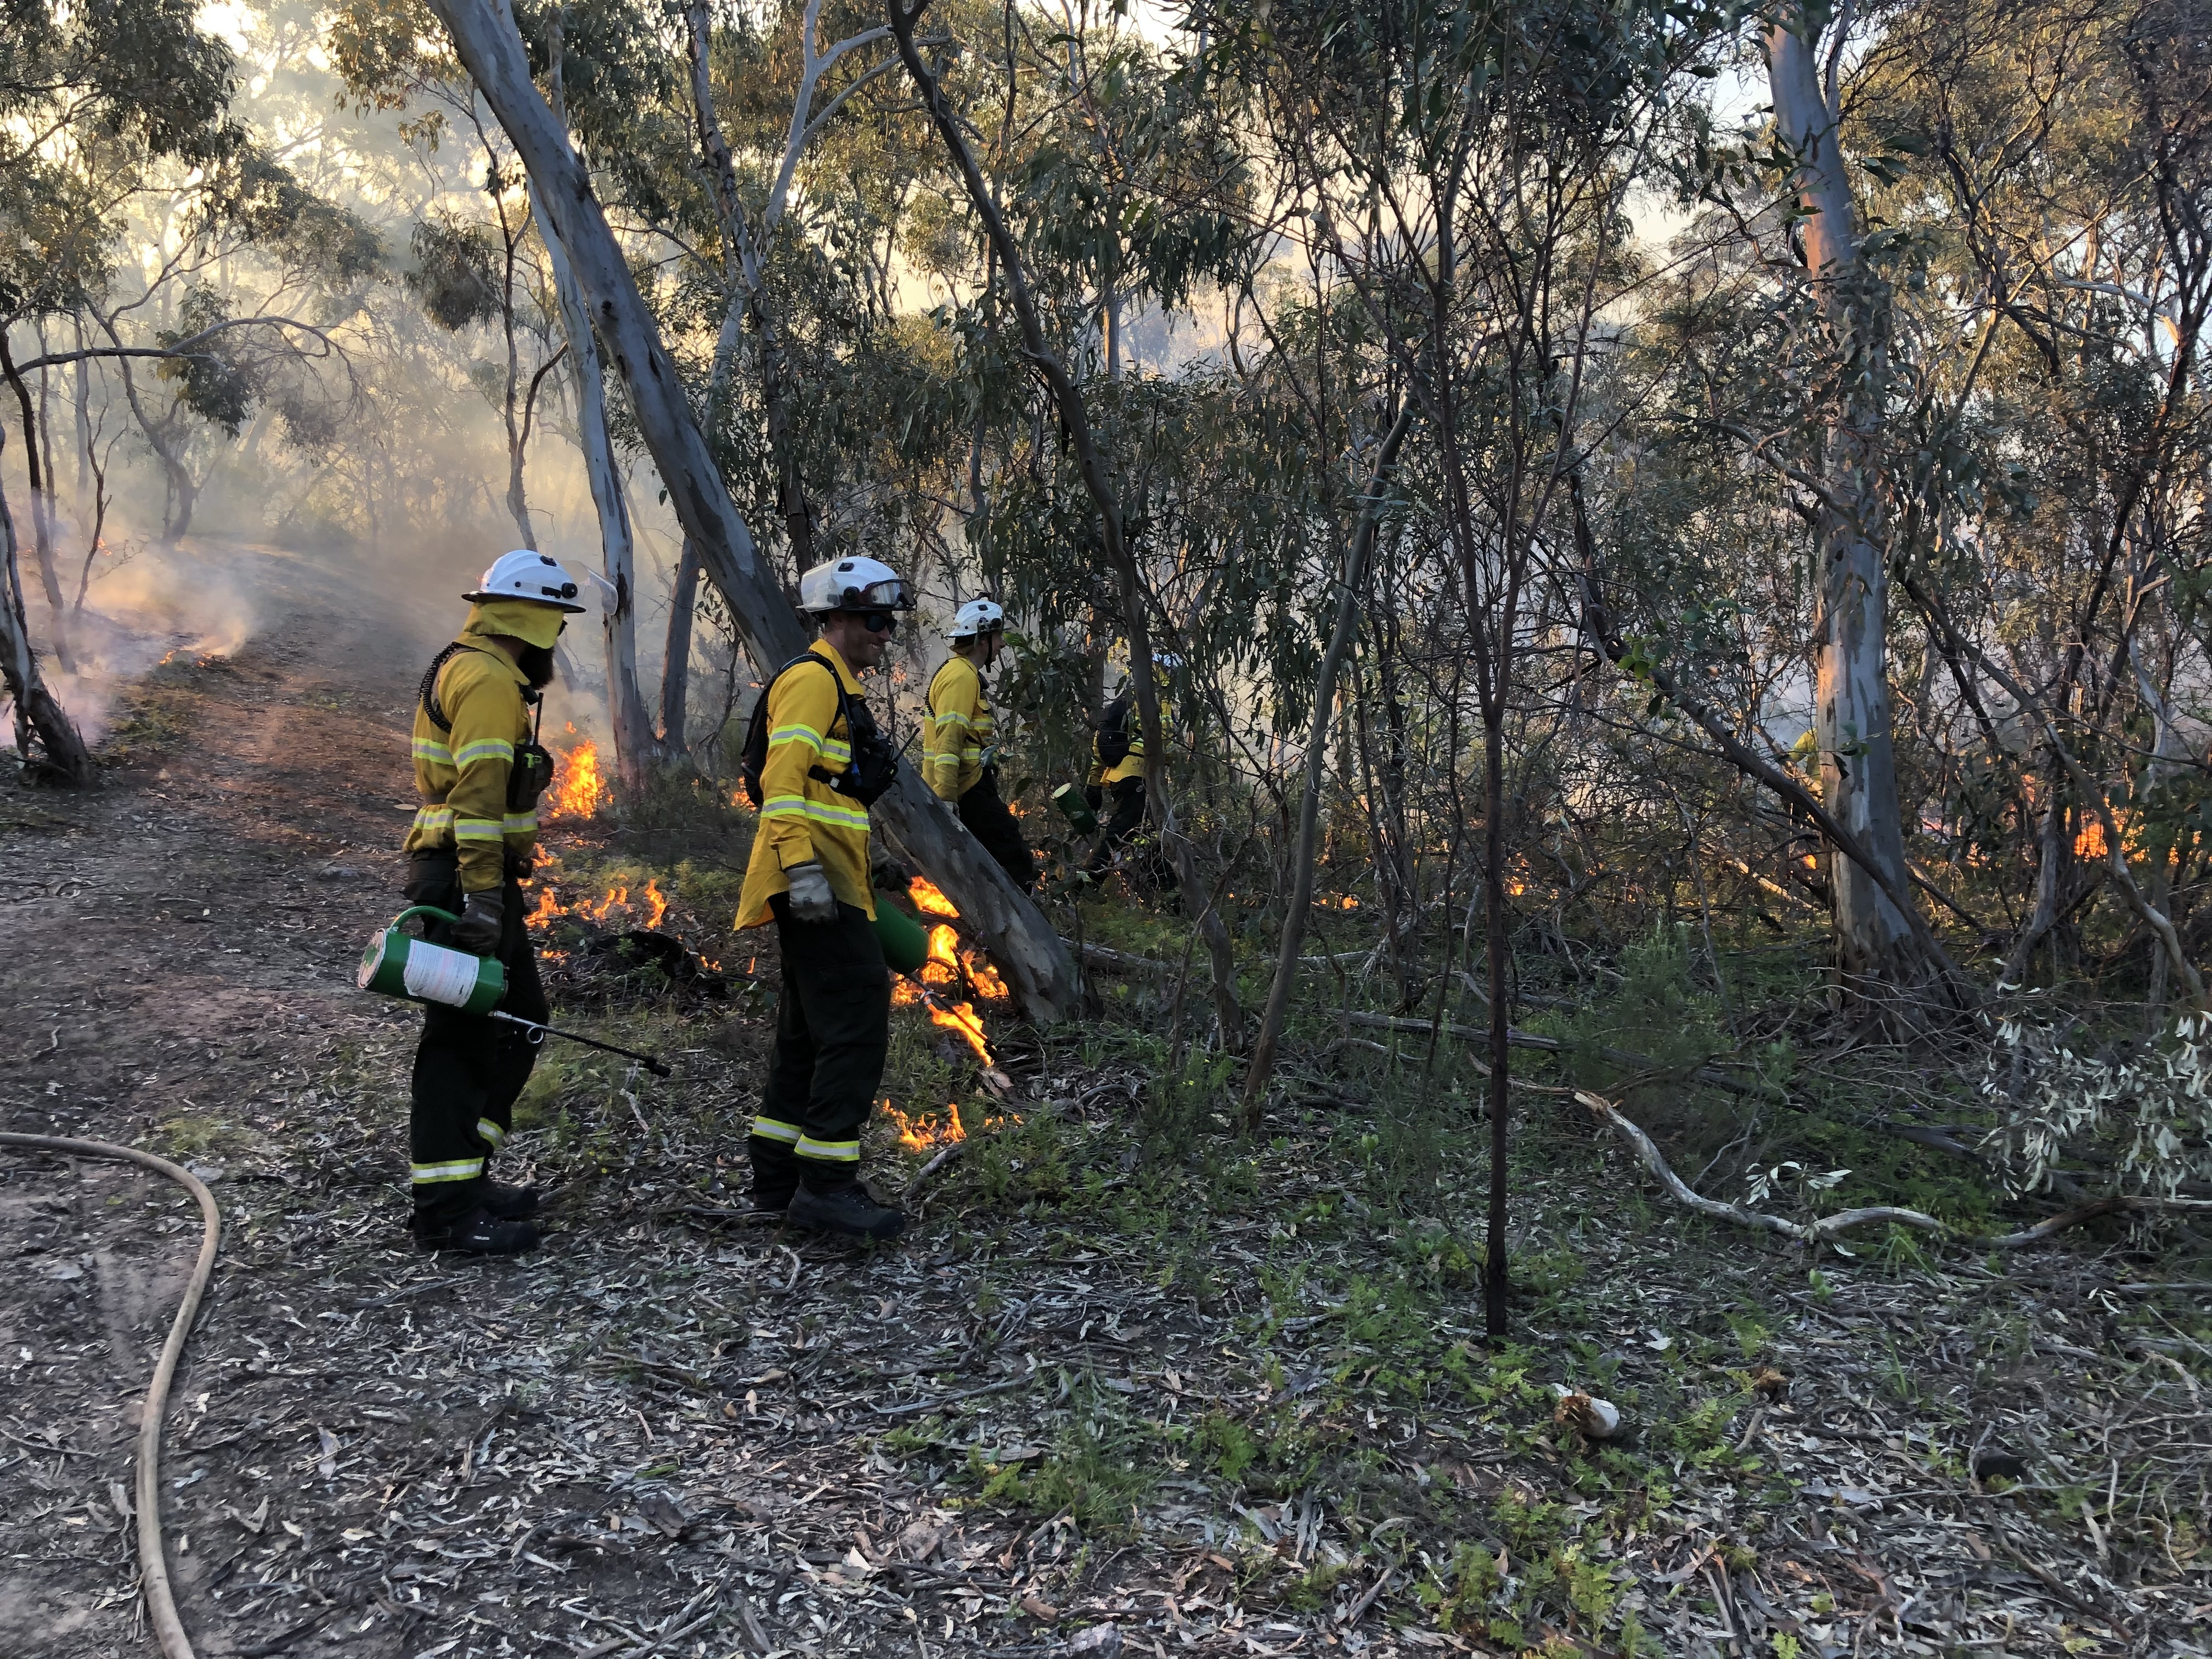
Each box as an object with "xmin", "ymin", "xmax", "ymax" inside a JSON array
[{"xmin": 1575, "ymin": 1088, "xmax": 2201, "ymax": 1248}]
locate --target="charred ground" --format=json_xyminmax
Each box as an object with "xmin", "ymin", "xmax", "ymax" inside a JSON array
[{"xmin": 2, "ymin": 545, "xmax": 2208, "ymax": 1659}]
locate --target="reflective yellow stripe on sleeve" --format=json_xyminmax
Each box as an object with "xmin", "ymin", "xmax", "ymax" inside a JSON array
[
  {"xmin": 413, "ymin": 738, "xmax": 453, "ymax": 764},
  {"xmin": 454, "ymin": 738, "xmax": 516, "ymax": 766},
  {"xmin": 503, "ymin": 813, "xmax": 537, "ymax": 836},
  {"xmin": 413, "ymin": 805, "xmax": 455, "ymax": 834},
  {"xmin": 454, "ymin": 817, "xmax": 504, "ymax": 843}
]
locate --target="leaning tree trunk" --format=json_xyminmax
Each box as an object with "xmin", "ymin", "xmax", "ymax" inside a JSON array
[
  {"xmin": 1768, "ymin": 8, "xmax": 1921, "ymax": 999},
  {"xmin": 425, "ymin": 0, "xmax": 1076, "ymax": 1023},
  {"xmin": 0, "ymin": 442, "xmax": 93, "ymax": 783}
]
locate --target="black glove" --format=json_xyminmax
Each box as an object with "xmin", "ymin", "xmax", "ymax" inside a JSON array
[
  {"xmin": 504, "ymin": 848, "xmax": 538, "ymax": 883},
  {"xmin": 871, "ymin": 854, "xmax": 912, "ymax": 892},
  {"xmin": 1083, "ymin": 784, "xmax": 1103, "ymax": 812},
  {"xmin": 450, "ymin": 889, "xmax": 504, "ymax": 954}
]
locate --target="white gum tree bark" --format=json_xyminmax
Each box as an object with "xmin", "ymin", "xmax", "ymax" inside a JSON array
[
  {"xmin": 424, "ymin": 0, "xmax": 1077, "ymax": 1021},
  {"xmin": 537, "ymin": 28, "xmax": 656, "ymax": 788},
  {"xmin": 1767, "ymin": 5, "xmax": 1921, "ymax": 997}
]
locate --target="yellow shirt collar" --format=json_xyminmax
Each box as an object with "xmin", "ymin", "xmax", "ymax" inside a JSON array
[{"xmin": 809, "ymin": 637, "xmax": 865, "ymax": 694}]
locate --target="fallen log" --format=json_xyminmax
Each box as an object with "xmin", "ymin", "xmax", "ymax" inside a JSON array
[{"xmin": 1574, "ymin": 1088, "xmax": 2206, "ymax": 1248}]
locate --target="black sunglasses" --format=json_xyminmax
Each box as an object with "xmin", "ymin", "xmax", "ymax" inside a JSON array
[{"xmin": 859, "ymin": 611, "xmax": 898, "ymax": 634}]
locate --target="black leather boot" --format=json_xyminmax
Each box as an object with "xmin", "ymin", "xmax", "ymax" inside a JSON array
[{"xmin": 787, "ymin": 1183, "xmax": 905, "ymax": 1240}]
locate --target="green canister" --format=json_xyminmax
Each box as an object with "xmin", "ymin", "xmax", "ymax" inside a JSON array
[
  {"xmin": 1052, "ymin": 782, "xmax": 1100, "ymax": 835},
  {"xmin": 357, "ymin": 906, "xmax": 508, "ymax": 1014},
  {"xmin": 871, "ymin": 890, "xmax": 929, "ymax": 974}
]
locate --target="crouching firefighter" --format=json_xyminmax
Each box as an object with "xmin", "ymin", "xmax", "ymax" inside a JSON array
[
  {"xmin": 734, "ymin": 555, "xmax": 912, "ymax": 1239},
  {"xmin": 924, "ymin": 597, "xmax": 1035, "ymax": 893},
  {"xmin": 398, "ymin": 550, "xmax": 583, "ymax": 1255}
]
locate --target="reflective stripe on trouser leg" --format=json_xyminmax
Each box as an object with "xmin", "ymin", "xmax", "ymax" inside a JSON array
[
  {"xmin": 412, "ymin": 1157, "xmax": 485, "ymax": 1184},
  {"xmin": 405, "ymin": 852, "xmax": 549, "ymax": 1221},
  {"xmin": 766, "ymin": 898, "xmax": 889, "ymax": 1189},
  {"xmin": 751, "ymin": 1116, "xmax": 802, "ymax": 1144}
]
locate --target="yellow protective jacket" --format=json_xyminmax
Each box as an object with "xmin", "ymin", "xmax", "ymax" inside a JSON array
[
  {"xmin": 1085, "ymin": 693, "xmax": 1163, "ymax": 788},
  {"xmin": 736, "ymin": 640, "xmax": 877, "ymax": 927},
  {"xmin": 402, "ymin": 628, "xmax": 538, "ymax": 893},
  {"xmin": 923, "ymin": 652, "xmax": 995, "ymax": 801}
]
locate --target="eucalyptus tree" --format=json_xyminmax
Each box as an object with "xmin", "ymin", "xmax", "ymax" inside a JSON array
[
  {"xmin": 1195, "ymin": 0, "xmax": 1736, "ymax": 1334},
  {"xmin": 419, "ymin": 0, "xmax": 1082, "ymax": 1020}
]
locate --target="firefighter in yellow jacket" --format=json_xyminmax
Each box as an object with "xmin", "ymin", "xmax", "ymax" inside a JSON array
[
  {"xmin": 924, "ymin": 598, "xmax": 1035, "ymax": 892},
  {"xmin": 735, "ymin": 555, "xmax": 913, "ymax": 1240},
  {"xmin": 1084, "ymin": 657, "xmax": 1176, "ymax": 883},
  {"xmin": 400, "ymin": 551, "xmax": 584, "ymax": 1255}
]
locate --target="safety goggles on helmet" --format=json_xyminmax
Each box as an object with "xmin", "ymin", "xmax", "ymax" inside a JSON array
[{"xmin": 798, "ymin": 555, "xmax": 917, "ymax": 616}]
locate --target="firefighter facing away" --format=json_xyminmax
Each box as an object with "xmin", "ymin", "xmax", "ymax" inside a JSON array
[
  {"xmin": 923, "ymin": 598, "xmax": 1036, "ymax": 893},
  {"xmin": 735, "ymin": 556, "xmax": 913, "ymax": 1240},
  {"xmin": 401, "ymin": 550, "xmax": 583, "ymax": 1255},
  {"xmin": 1084, "ymin": 656, "xmax": 1178, "ymax": 883}
]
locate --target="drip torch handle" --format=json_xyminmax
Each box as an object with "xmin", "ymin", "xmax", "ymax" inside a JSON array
[
  {"xmin": 488, "ymin": 1012, "xmax": 673, "ymax": 1077},
  {"xmin": 391, "ymin": 905, "xmax": 462, "ymax": 929}
]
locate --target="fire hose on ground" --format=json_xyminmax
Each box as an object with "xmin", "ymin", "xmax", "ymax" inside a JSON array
[{"xmin": 0, "ymin": 1131, "xmax": 221, "ymax": 1659}]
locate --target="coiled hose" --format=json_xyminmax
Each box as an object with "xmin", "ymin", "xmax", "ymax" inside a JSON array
[{"xmin": 1, "ymin": 1132, "xmax": 221, "ymax": 1659}]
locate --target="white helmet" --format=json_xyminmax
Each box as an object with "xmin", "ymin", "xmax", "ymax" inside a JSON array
[
  {"xmin": 949, "ymin": 597, "xmax": 1006, "ymax": 639},
  {"xmin": 465, "ymin": 549, "xmax": 588, "ymax": 612},
  {"xmin": 798, "ymin": 555, "xmax": 915, "ymax": 615}
]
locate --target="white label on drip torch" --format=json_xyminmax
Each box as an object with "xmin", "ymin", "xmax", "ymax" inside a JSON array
[{"xmin": 402, "ymin": 940, "xmax": 486, "ymax": 1008}]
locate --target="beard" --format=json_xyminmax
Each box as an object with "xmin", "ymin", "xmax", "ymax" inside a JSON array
[{"xmin": 517, "ymin": 642, "xmax": 557, "ymax": 688}]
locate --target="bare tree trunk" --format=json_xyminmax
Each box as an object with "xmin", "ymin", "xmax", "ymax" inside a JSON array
[
  {"xmin": 1, "ymin": 333, "xmax": 72, "ymax": 672},
  {"xmin": 684, "ymin": 0, "xmax": 816, "ymax": 571},
  {"xmin": 538, "ymin": 25, "xmax": 655, "ymax": 789},
  {"xmin": 103, "ymin": 335, "xmax": 196, "ymax": 548},
  {"xmin": 888, "ymin": 0, "xmax": 1242, "ymax": 1047},
  {"xmin": 1242, "ymin": 403, "xmax": 1413, "ymax": 1118},
  {"xmin": 1767, "ymin": 7, "xmax": 1919, "ymax": 999},
  {"xmin": 0, "ymin": 436, "xmax": 93, "ymax": 783},
  {"xmin": 426, "ymin": 0, "xmax": 1076, "ymax": 1022},
  {"xmin": 662, "ymin": 537, "xmax": 702, "ymax": 756}
]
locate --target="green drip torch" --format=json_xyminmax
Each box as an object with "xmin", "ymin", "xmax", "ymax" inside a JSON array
[
  {"xmin": 358, "ymin": 906, "xmax": 673, "ymax": 1076},
  {"xmin": 1052, "ymin": 783, "xmax": 1099, "ymax": 836}
]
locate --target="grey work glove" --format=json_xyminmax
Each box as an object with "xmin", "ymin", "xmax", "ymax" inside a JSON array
[
  {"xmin": 450, "ymin": 888, "xmax": 504, "ymax": 955},
  {"xmin": 783, "ymin": 860, "xmax": 839, "ymax": 924}
]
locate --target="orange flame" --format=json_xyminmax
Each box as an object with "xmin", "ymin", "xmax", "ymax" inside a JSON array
[
  {"xmin": 546, "ymin": 736, "xmax": 606, "ymax": 819},
  {"xmin": 881, "ymin": 1098, "xmax": 1020, "ymax": 1154},
  {"xmin": 931, "ymin": 1000, "xmax": 994, "ymax": 1067},
  {"xmin": 885, "ymin": 1100, "xmax": 966, "ymax": 1152},
  {"xmin": 523, "ymin": 876, "xmax": 669, "ymax": 931},
  {"xmin": 909, "ymin": 877, "xmax": 960, "ymax": 917}
]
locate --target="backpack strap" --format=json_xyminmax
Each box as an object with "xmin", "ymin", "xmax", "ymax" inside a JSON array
[{"xmin": 418, "ymin": 641, "xmax": 489, "ymax": 734}]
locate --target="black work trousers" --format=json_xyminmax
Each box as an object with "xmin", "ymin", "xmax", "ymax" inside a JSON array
[
  {"xmin": 405, "ymin": 850, "xmax": 549, "ymax": 1222},
  {"xmin": 1087, "ymin": 776, "xmax": 1161, "ymax": 883},
  {"xmin": 958, "ymin": 766, "xmax": 1035, "ymax": 893},
  {"xmin": 749, "ymin": 894, "xmax": 891, "ymax": 1193}
]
